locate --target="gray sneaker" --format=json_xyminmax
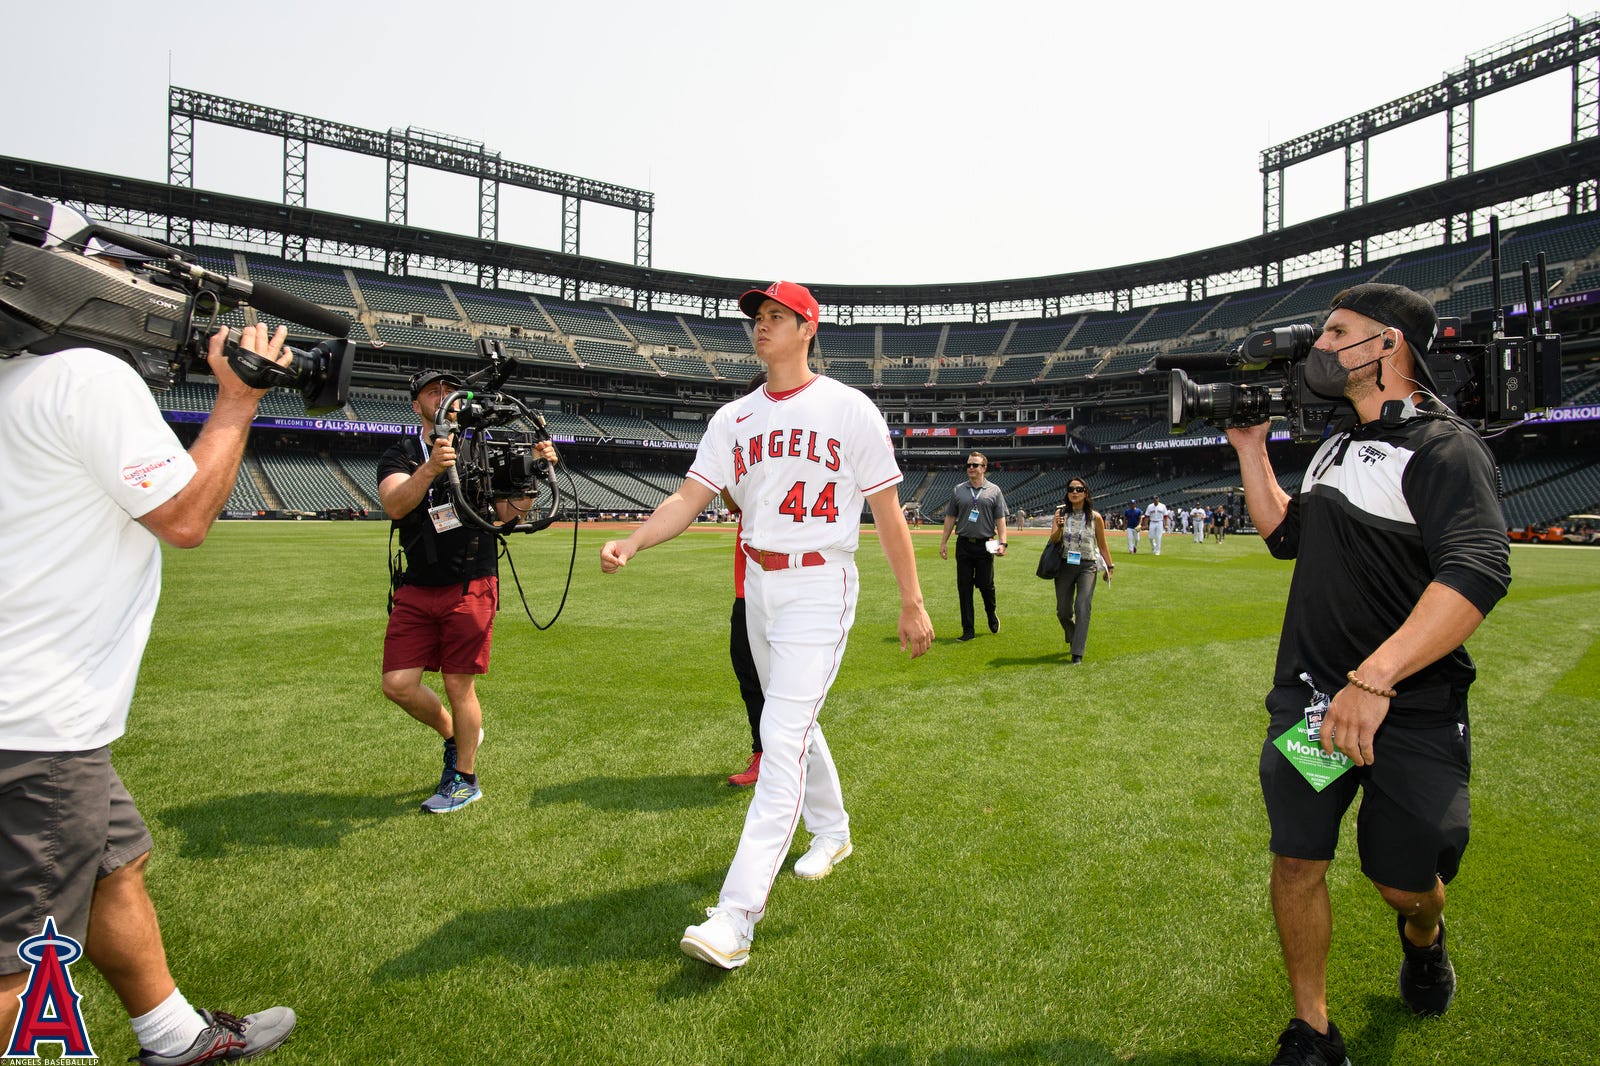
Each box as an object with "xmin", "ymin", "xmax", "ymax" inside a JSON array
[
  {"xmin": 421, "ymin": 772, "xmax": 482, "ymax": 814},
  {"xmin": 135, "ymin": 1006, "xmax": 295, "ymax": 1064}
]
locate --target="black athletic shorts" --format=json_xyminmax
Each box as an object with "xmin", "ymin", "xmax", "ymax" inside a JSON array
[{"xmin": 1259, "ymin": 700, "xmax": 1471, "ymax": 893}]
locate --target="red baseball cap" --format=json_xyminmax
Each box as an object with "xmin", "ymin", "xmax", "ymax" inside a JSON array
[{"xmin": 739, "ymin": 280, "xmax": 819, "ymax": 324}]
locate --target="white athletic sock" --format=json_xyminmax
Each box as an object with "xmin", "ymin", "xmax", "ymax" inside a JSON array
[{"xmin": 130, "ymin": 987, "xmax": 206, "ymax": 1055}]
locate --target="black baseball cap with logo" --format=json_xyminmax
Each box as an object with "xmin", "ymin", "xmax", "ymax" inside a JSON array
[{"xmin": 409, "ymin": 369, "xmax": 463, "ymax": 399}]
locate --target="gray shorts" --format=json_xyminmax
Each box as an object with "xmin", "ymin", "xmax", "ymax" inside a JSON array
[{"xmin": 0, "ymin": 747, "xmax": 153, "ymax": 974}]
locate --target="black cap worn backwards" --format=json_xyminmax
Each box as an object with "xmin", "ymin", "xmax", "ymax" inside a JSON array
[{"xmin": 1328, "ymin": 283, "xmax": 1440, "ymax": 393}]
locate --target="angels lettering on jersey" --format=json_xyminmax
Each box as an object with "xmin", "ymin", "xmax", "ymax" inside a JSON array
[{"xmin": 730, "ymin": 427, "xmax": 844, "ymax": 485}]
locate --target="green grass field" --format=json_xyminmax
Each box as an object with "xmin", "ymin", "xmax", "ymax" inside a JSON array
[{"xmin": 67, "ymin": 522, "xmax": 1597, "ymax": 1064}]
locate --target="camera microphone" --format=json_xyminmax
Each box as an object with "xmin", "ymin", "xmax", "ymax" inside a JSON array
[
  {"xmin": 1152, "ymin": 353, "xmax": 1247, "ymax": 372},
  {"xmin": 231, "ymin": 279, "xmax": 352, "ymax": 339}
]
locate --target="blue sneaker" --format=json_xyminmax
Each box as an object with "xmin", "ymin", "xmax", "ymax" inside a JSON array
[{"xmin": 421, "ymin": 772, "xmax": 482, "ymax": 813}]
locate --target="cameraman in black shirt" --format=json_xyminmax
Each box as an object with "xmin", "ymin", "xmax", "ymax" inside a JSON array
[
  {"xmin": 1226, "ymin": 285, "xmax": 1509, "ymax": 1066},
  {"xmin": 378, "ymin": 370, "xmax": 556, "ymax": 814}
]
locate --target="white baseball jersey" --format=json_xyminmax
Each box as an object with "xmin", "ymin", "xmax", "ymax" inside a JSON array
[
  {"xmin": 1146, "ymin": 502, "xmax": 1170, "ymax": 531},
  {"xmin": 688, "ymin": 374, "xmax": 901, "ymax": 553}
]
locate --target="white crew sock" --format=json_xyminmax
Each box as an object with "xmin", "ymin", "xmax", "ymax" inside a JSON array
[{"xmin": 129, "ymin": 987, "xmax": 206, "ymax": 1056}]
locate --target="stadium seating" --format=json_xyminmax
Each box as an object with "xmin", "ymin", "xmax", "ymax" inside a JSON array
[
  {"xmin": 689, "ymin": 320, "xmax": 755, "ymax": 354},
  {"xmin": 712, "ymin": 358, "xmax": 764, "ymax": 382},
  {"xmin": 1068, "ymin": 312, "xmax": 1141, "ymax": 350},
  {"xmin": 369, "ymin": 321, "xmax": 476, "ymax": 354},
  {"xmin": 244, "ymin": 259, "xmax": 358, "ymax": 309},
  {"xmin": 1126, "ymin": 304, "xmax": 1213, "ymax": 344},
  {"xmin": 538, "ymin": 298, "xmax": 632, "ymax": 341},
  {"xmin": 357, "ymin": 277, "xmax": 460, "ymax": 319},
  {"xmin": 934, "ymin": 364, "xmax": 989, "ymax": 386},
  {"xmin": 881, "ymin": 363, "xmax": 932, "ymax": 386},
  {"xmin": 585, "ymin": 413, "xmax": 674, "ymax": 442},
  {"xmin": 943, "ymin": 325, "xmax": 1012, "ymax": 358},
  {"xmin": 818, "ymin": 327, "xmax": 877, "ymax": 359},
  {"xmin": 256, "ymin": 447, "xmax": 366, "ymax": 511},
  {"xmin": 824, "ymin": 360, "xmax": 874, "ymax": 387},
  {"xmin": 652, "ymin": 353, "xmax": 719, "ymax": 380},
  {"xmin": 880, "ymin": 327, "xmax": 941, "ymax": 359},
  {"xmin": 612, "ymin": 310, "xmax": 694, "ymax": 348},
  {"xmin": 1007, "ymin": 318, "xmax": 1080, "ymax": 354},
  {"xmin": 1198, "ymin": 290, "xmax": 1282, "ymax": 332},
  {"xmin": 572, "ymin": 340, "xmax": 658, "ymax": 375},
  {"xmin": 457, "ymin": 292, "xmax": 554, "ymax": 331},
  {"xmin": 989, "ymin": 354, "xmax": 1045, "ymax": 384},
  {"xmin": 1376, "ymin": 245, "xmax": 1486, "ymax": 292}
]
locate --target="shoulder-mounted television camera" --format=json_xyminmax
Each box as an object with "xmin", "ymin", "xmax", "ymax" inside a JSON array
[
  {"xmin": 0, "ymin": 186, "xmax": 352, "ymax": 413},
  {"xmin": 1162, "ymin": 218, "xmax": 1563, "ymax": 441},
  {"xmin": 424, "ymin": 339, "xmax": 563, "ymax": 535}
]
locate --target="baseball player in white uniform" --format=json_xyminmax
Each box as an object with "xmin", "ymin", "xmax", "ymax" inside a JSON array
[
  {"xmin": 600, "ymin": 280, "xmax": 934, "ymax": 971},
  {"xmin": 1145, "ymin": 496, "xmax": 1170, "ymax": 555},
  {"xmin": 1191, "ymin": 505, "xmax": 1208, "ymax": 543}
]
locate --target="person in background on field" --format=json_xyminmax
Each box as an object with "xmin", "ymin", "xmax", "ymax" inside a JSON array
[
  {"xmin": 723, "ymin": 373, "xmax": 768, "ymax": 788},
  {"xmin": 1049, "ymin": 478, "xmax": 1114, "ymax": 665},
  {"xmin": 1145, "ymin": 495, "xmax": 1170, "ymax": 555},
  {"xmin": 939, "ymin": 451, "xmax": 1008, "ymax": 641}
]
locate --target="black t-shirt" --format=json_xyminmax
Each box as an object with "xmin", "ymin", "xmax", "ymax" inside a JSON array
[
  {"xmin": 1264, "ymin": 405, "xmax": 1510, "ymax": 724},
  {"xmin": 377, "ymin": 437, "xmax": 498, "ymax": 587}
]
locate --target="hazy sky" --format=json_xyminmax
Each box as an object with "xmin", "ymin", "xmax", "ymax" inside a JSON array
[{"xmin": 6, "ymin": 1, "xmax": 1587, "ymax": 285}]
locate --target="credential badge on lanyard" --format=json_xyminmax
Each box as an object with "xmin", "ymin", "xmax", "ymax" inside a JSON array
[
  {"xmin": 420, "ymin": 436, "xmax": 463, "ymax": 532},
  {"xmin": 1065, "ymin": 512, "xmax": 1083, "ymax": 566}
]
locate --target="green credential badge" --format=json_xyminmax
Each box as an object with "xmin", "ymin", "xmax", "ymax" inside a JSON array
[{"xmin": 1274, "ymin": 720, "xmax": 1355, "ymax": 792}]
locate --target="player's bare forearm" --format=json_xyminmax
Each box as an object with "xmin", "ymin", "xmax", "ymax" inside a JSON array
[
  {"xmin": 600, "ymin": 479, "xmax": 715, "ymax": 572},
  {"xmin": 869, "ymin": 489, "xmax": 934, "ymax": 657}
]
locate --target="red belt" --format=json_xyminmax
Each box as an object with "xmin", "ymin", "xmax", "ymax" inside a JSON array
[{"xmin": 742, "ymin": 543, "xmax": 827, "ymax": 571}]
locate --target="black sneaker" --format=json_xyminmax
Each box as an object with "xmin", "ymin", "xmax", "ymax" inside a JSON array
[
  {"xmin": 134, "ymin": 1006, "xmax": 295, "ymax": 1064},
  {"xmin": 1269, "ymin": 1019, "xmax": 1350, "ymax": 1066},
  {"xmin": 987, "ymin": 611, "xmax": 1000, "ymax": 634},
  {"xmin": 956, "ymin": 632, "xmax": 976, "ymax": 642},
  {"xmin": 1398, "ymin": 913, "xmax": 1457, "ymax": 1015}
]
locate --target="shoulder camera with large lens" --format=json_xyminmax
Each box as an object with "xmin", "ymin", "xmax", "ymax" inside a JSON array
[
  {"xmin": 1162, "ymin": 222, "xmax": 1563, "ymax": 441},
  {"xmin": 0, "ymin": 186, "xmax": 353, "ymax": 413}
]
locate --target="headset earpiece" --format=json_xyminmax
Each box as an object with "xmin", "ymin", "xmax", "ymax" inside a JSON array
[{"xmin": 1380, "ymin": 331, "xmax": 1395, "ymax": 350}]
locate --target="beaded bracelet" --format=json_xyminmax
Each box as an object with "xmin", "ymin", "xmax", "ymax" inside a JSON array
[{"xmin": 1346, "ymin": 671, "xmax": 1397, "ymax": 699}]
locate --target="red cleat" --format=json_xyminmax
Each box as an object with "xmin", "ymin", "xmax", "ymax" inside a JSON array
[{"xmin": 728, "ymin": 752, "xmax": 761, "ymax": 787}]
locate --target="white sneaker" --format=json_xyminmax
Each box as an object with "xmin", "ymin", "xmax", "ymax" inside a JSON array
[
  {"xmin": 680, "ymin": 907, "xmax": 752, "ymax": 970},
  {"xmin": 794, "ymin": 834, "xmax": 853, "ymax": 880}
]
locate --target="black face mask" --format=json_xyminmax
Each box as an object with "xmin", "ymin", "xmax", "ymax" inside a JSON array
[{"xmin": 1304, "ymin": 332, "xmax": 1390, "ymax": 400}]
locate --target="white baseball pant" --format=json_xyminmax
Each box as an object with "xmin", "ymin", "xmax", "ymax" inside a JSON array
[
  {"xmin": 717, "ymin": 555, "xmax": 856, "ymax": 923},
  {"xmin": 1149, "ymin": 521, "xmax": 1164, "ymax": 554}
]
